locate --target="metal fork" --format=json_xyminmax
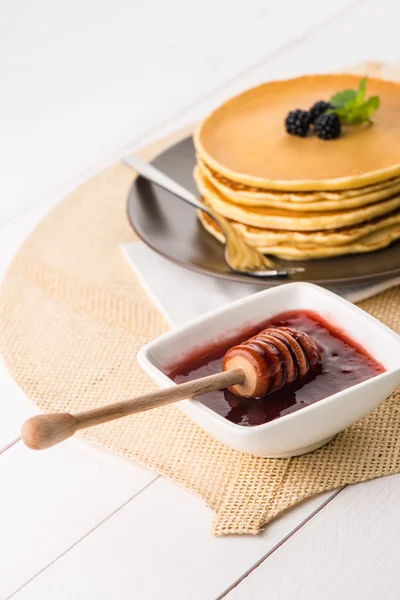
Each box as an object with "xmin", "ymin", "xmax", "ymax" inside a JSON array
[{"xmin": 123, "ymin": 156, "xmax": 304, "ymax": 278}]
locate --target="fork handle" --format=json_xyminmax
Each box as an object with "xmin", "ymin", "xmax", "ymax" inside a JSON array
[{"xmin": 123, "ymin": 155, "xmax": 207, "ymax": 213}]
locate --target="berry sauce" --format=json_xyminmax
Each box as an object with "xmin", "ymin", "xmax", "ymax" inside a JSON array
[{"xmin": 167, "ymin": 310, "xmax": 385, "ymax": 427}]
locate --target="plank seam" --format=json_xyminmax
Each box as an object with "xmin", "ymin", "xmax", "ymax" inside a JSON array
[
  {"xmin": 5, "ymin": 474, "xmax": 161, "ymax": 600},
  {"xmin": 0, "ymin": 437, "xmax": 21, "ymax": 456},
  {"xmin": 217, "ymin": 487, "xmax": 345, "ymax": 599}
]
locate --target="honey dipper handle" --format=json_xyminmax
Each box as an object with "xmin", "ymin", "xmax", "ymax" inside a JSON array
[{"xmin": 21, "ymin": 368, "xmax": 245, "ymax": 450}]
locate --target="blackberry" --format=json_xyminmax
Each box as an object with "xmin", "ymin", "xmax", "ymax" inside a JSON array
[
  {"xmin": 314, "ymin": 113, "xmax": 341, "ymax": 140},
  {"xmin": 309, "ymin": 100, "xmax": 332, "ymax": 123},
  {"xmin": 285, "ymin": 109, "xmax": 310, "ymax": 137}
]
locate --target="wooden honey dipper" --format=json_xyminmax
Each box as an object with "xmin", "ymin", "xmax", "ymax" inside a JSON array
[{"xmin": 21, "ymin": 327, "xmax": 322, "ymax": 450}]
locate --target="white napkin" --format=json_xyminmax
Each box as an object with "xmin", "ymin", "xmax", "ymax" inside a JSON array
[{"xmin": 122, "ymin": 242, "xmax": 400, "ymax": 328}]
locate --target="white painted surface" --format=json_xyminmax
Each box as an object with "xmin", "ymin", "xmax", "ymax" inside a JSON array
[
  {"xmin": 9, "ymin": 480, "xmax": 335, "ymax": 600},
  {"xmin": 0, "ymin": 0, "xmax": 356, "ymax": 226},
  {"xmin": 227, "ymin": 475, "xmax": 400, "ymax": 600},
  {"xmin": 0, "ymin": 441, "xmax": 156, "ymax": 599},
  {"xmin": 1, "ymin": 0, "xmax": 400, "ymax": 598}
]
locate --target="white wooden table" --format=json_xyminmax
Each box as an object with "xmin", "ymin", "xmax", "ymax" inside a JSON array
[{"xmin": 2, "ymin": 1, "xmax": 400, "ymax": 598}]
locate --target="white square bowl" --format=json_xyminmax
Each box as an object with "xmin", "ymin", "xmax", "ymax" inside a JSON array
[{"xmin": 138, "ymin": 282, "xmax": 400, "ymax": 458}]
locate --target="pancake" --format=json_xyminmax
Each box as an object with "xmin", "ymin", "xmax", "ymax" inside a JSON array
[
  {"xmin": 195, "ymin": 74, "xmax": 400, "ymax": 191},
  {"xmin": 198, "ymin": 212, "xmax": 400, "ymax": 260},
  {"xmin": 194, "ymin": 166, "xmax": 400, "ymax": 232},
  {"xmin": 198, "ymin": 208, "xmax": 400, "ymax": 246},
  {"xmin": 198, "ymin": 161, "xmax": 400, "ymax": 211}
]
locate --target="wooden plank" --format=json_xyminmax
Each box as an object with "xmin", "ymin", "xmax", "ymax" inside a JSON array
[
  {"xmin": 184, "ymin": 0, "xmax": 400, "ymax": 119},
  {"xmin": 0, "ymin": 437, "xmax": 156, "ymax": 599},
  {"xmin": 224, "ymin": 475, "xmax": 400, "ymax": 599},
  {"xmin": 9, "ymin": 477, "xmax": 335, "ymax": 600},
  {"xmin": 0, "ymin": 0, "xmax": 356, "ymax": 225}
]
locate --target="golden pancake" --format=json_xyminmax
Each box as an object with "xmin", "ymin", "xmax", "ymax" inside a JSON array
[
  {"xmin": 195, "ymin": 74, "xmax": 400, "ymax": 191},
  {"xmin": 198, "ymin": 161, "xmax": 400, "ymax": 211},
  {"xmin": 198, "ymin": 208, "xmax": 400, "ymax": 246},
  {"xmin": 194, "ymin": 167, "xmax": 400, "ymax": 231},
  {"xmin": 198, "ymin": 212, "xmax": 400, "ymax": 260}
]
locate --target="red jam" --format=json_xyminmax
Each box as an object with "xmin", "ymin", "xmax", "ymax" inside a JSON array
[{"xmin": 167, "ymin": 310, "xmax": 385, "ymax": 427}]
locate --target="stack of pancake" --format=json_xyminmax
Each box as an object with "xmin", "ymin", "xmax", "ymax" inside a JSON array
[{"xmin": 193, "ymin": 74, "xmax": 400, "ymax": 260}]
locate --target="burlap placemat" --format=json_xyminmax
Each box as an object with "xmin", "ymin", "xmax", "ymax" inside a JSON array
[{"xmin": 1, "ymin": 62, "xmax": 400, "ymax": 536}]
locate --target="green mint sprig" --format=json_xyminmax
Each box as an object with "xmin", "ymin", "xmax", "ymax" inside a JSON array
[{"xmin": 328, "ymin": 77, "xmax": 380, "ymax": 125}]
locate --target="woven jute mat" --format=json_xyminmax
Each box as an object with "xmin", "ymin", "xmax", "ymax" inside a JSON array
[{"xmin": 2, "ymin": 62, "xmax": 400, "ymax": 535}]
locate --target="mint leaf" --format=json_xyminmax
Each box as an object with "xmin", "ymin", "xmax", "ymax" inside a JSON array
[
  {"xmin": 364, "ymin": 95, "xmax": 380, "ymax": 117},
  {"xmin": 343, "ymin": 106, "xmax": 368, "ymax": 124},
  {"xmin": 330, "ymin": 89, "xmax": 357, "ymax": 108},
  {"xmin": 354, "ymin": 76, "xmax": 367, "ymax": 106},
  {"xmin": 347, "ymin": 96, "xmax": 380, "ymax": 124},
  {"xmin": 328, "ymin": 77, "xmax": 380, "ymax": 125},
  {"xmin": 327, "ymin": 107, "xmax": 347, "ymax": 120}
]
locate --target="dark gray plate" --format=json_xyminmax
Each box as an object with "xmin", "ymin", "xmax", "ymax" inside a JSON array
[{"xmin": 127, "ymin": 137, "xmax": 400, "ymax": 287}]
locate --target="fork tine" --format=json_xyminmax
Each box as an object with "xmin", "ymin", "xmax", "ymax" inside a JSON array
[{"xmin": 216, "ymin": 211, "xmax": 304, "ymax": 276}]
